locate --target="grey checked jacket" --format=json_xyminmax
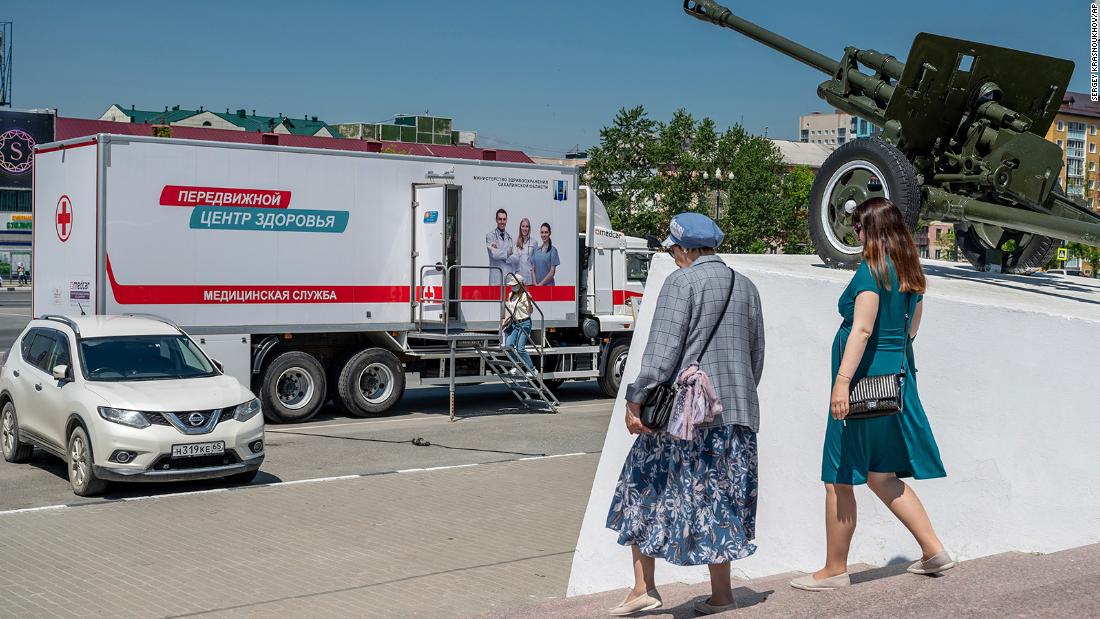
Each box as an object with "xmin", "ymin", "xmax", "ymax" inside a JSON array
[{"xmin": 625, "ymin": 255, "xmax": 765, "ymax": 432}]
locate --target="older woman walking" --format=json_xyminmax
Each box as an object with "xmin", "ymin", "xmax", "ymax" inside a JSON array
[
  {"xmin": 790, "ymin": 197, "xmax": 951, "ymax": 592},
  {"xmin": 605, "ymin": 213, "xmax": 765, "ymax": 616}
]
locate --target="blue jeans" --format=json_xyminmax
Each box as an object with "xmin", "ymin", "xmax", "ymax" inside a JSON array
[{"xmin": 504, "ymin": 318, "xmax": 534, "ymax": 371}]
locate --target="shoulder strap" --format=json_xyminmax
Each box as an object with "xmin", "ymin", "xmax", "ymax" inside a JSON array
[
  {"xmin": 699, "ymin": 267, "xmax": 736, "ymax": 359},
  {"xmin": 900, "ymin": 291, "xmax": 914, "ymax": 374}
]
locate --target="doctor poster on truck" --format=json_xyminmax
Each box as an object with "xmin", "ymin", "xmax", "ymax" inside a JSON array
[{"xmin": 467, "ymin": 174, "xmax": 576, "ymax": 314}]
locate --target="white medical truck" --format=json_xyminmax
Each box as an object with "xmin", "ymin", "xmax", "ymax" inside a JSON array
[{"xmin": 33, "ymin": 134, "xmax": 651, "ymax": 422}]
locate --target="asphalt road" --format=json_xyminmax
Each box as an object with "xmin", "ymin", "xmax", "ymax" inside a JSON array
[
  {"xmin": 0, "ymin": 289, "xmax": 32, "ymax": 356},
  {"xmin": 0, "ymin": 290, "xmax": 616, "ymax": 511}
]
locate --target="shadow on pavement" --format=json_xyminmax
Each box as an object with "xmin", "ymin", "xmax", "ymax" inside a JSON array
[
  {"xmin": 849, "ymin": 562, "xmax": 909, "ymax": 584},
  {"xmin": 304, "ymin": 382, "xmax": 606, "ymax": 424},
  {"xmin": 268, "ymin": 429, "xmax": 550, "ymax": 458},
  {"xmin": 26, "ymin": 449, "xmax": 284, "ymax": 501}
]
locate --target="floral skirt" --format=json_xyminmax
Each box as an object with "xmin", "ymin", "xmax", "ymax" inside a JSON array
[{"xmin": 605, "ymin": 424, "xmax": 758, "ymax": 566}]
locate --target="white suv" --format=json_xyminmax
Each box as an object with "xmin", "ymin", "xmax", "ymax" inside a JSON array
[{"xmin": 0, "ymin": 315, "xmax": 265, "ymax": 496}]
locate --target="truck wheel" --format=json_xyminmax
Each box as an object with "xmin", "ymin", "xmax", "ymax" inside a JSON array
[
  {"xmin": 337, "ymin": 348, "xmax": 406, "ymax": 416},
  {"xmin": 808, "ymin": 137, "xmax": 921, "ymax": 269},
  {"xmin": 2, "ymin": 402, "xmax": 34, "ymax": 463},
  {"xmin": 261, "ymin": 351, "xmax": 327, "ymax": 423},
  {"xmin": 67, "ymin": 425, "xmax": 108, "ymax": 497},
  {"xmin": 598, "ymin": 342, "xmax": 631, "ymax": 398}
]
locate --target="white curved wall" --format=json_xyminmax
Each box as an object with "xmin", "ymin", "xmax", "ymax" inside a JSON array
[{"xmin": 568, "ymin": 254, "xmax": 1100, "ymax": 596}]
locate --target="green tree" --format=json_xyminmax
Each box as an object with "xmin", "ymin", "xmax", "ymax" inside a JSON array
[
  {"xmin": 1068, "ymin": 242, "xmax": 1100, "ymax": 277},
  {"xmin": 937, "ymin": 228, "xmax": 956, "ymax": 261},
  {"xmin": 583, "ymin": 106, "xmax": 813, "ymax": 254}
]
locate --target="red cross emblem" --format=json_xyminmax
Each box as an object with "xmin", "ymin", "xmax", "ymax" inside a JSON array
[{"xmin": 56, "ymin": 195, "xmax": 73, "ymax": 242}]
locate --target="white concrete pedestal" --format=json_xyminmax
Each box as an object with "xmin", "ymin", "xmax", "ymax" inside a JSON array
[{"xmin": 567, "ymin": 254, "xmax": 1100, "ymax": 596}]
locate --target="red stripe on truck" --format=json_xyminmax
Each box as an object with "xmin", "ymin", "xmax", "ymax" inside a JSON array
[
  {"xmin": 106, "ymin": 258, "xmax": 578, "ymax": 305},
  {"xmin": 613, "ymin": 290, "xmax": 643, "ymax": 305},
  {"xmin": 460, "ymin": 285, "xmax": 576, "ymax": 302},
  {"xmin": 35, "ymin": 139, "xmax": 98, "ymax": 155},
  {"xmin": 107, "ymin": 257, "xmax": 408, "ymax": 304}
]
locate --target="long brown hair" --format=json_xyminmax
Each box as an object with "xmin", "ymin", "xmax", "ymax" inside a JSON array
[
  {"xmin": 516, "ymin": 218, "xmax": 531, "ymax": 249},
  {"xmin": 854, "ymin": 197, "xmax": 926, "ymax": 294}
]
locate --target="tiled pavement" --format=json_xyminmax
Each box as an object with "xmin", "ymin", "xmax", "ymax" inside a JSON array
[{"xmin": 0, "ymin": 454, "xmax": 600, "ymax": 618}]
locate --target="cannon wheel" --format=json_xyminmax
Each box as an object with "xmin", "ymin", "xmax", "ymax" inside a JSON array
[
  {"xmin": 808, "ymin": 137, "xmax": 921, "ymax": 269},
  {"xmin": 955, "ymin": 186, "xmax": 1064, "ymax": 274}
]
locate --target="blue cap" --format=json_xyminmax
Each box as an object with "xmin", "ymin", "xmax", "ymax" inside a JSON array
[{"xmin": 662, "ymin": 212, "xmax": 725, "ymax": 250}]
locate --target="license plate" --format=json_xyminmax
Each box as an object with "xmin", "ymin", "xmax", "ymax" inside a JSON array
[{"xmin": 171, "ymin": 441, "xmax": 225, "ymax": 458}]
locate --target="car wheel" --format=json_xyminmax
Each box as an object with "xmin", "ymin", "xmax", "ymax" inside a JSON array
[
  {"xmin": 260, "ymin": 351, "xmax": 328, "ymax": 423},
  {"xmin": 67, "ymin": 425, "xmax": 107, "ymax": 497},
  {"xmin": 225, "ymin": 469, "xmax": 259, "ymax": 485},
  {"xmin": 337, "ymin": 348, "xmax": 406, "ymax": 416},
  {"xmin": 1, "ymin": 402, "xmax": 33, "ymax": 463},
  {"xmin": 598, "ymin": 342, "xmax": 631, "ymax": 398}
]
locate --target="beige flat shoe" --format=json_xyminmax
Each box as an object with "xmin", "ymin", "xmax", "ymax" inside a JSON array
[
  {"xmin": 693, "ymin": 597, "xmax": 738, "ymax": 614},
  {"xmin": 908, "ymin": 550, "xmax": 956, "ymax": 575},
  {"xmin": 789, "ymin": 572, "xmax": 851, "ymax": 591},
  {"xmin": 608, "ymin": 589, "xmax": 662, "ymax": 616}
]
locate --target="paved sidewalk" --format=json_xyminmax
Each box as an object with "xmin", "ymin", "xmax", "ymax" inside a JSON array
[
  {"xmin": 0, "ymin": 453, "xmax": 599, "ymax": 618},
  {"xmin": 480, "ymin": 544, "xmax": 1100, "ymax": 618}
]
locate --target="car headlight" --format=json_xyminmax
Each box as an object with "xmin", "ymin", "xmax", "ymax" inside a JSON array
[
  {"xmin": 232, "ymin": 398, "xmax": 262, "ymax": 422},
  {"xmin": 98, "ymin": 407, "xmax": 151, "ymax": 429}
]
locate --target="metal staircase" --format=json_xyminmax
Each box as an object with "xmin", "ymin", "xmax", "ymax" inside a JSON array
[
  {"xmin": 415, "ymin": 264, "xmax": 562, "ymax": 418},
  {"xmin": 474, "ymin": 344, "xmax": 561, "ymax": 413}
]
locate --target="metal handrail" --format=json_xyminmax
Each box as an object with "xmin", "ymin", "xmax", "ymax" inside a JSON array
[
  {"xmin": 416, "ymin": 263, "xmax": 447, "ymax": 332},
  {"xmin": 414, "ymin": 263, "xmax": 548, "ymax": 373}
]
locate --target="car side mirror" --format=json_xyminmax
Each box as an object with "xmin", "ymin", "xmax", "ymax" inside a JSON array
[
  {"xmin": 211, "ymin": 359, "xmax": 224, "ymax": 372},
  {"xmin": 52, "ymin": 364, "xmax": 70, "ymax": 382}
]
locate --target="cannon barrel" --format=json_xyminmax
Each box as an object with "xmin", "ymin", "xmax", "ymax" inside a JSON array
[
  {"xmin": 683, "ymin": 0, "xmax": 839, "ymax": 75},
  {"xmin": 684, "ymin": 0, "xmax": 901, "ymax": 113}
]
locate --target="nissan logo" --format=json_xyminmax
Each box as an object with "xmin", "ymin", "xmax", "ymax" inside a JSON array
[{"xmin": 187, "ymin": 412, "xmax": 205, "ymax": 426}]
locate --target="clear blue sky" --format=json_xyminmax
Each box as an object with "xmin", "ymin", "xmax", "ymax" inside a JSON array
[{"xmin": 3, "ymin": 0, "xmax": 1092, "ymax": 155}]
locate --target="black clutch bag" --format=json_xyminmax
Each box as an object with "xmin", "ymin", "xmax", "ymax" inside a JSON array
[
  {"xmin": 639, "ymin": 268, "xmax": 735, "ymax": 430},
  {"xmin": 846, "ymin": 292, "xmax": 914, "ymax": 421},
  {"xmin": 846, "ymin": 373, "xmax": 904, "ymax": 419},
  {"xmin": 639, "ymin": 383, "xmax": 677, "ymax": 429}
]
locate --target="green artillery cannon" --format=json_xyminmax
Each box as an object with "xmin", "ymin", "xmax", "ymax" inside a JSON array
[{"xmin": 685, "ymin": 0, "xmax": 1099, "ymax": 273}]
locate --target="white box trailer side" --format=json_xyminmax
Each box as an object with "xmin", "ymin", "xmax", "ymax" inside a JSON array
[
  {"xmin": 77, "ymin": 136, "xmax": 577, "ymax": 331},
  {"xmin": 33, "ymin": 135, "xmax": 616, "ymax": 423},
  {"xmin": 32, "ymin": 138, "xmax": 100, "ymax": 319}
]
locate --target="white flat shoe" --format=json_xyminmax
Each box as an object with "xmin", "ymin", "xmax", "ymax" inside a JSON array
[
  {"xmin": 908, "ymin": 550, "xmax": 956, "ymax": 575},
  {"xmin": 608, "ymin": 589, "xmax": 662, "ymax": 616},
  {"xmin": 789, "ymin": 572, "xmax": 851, "ymax": 591}
]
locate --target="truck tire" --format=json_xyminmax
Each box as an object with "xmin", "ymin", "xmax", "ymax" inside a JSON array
[
  {"xmin": 809, "ymin": 137, "xmax": 921, "ymax": 269},
  {"xmin": 598, "ymin": 342, "xmax": 631, "ymax": 398},
  {"xmin": 1, "ymin": 402, "xmax": 34, "ymax": 463},
  {"xmin": 67, "ymin": 425, "xmax": 108, "ymax": 497},
  {"xmin": 337, "ymin": 348, "xmax": 406, "ymax": 416},
  {"xmin": 261, "ymin": 351, "xmax": 327, "ymax": 423}
]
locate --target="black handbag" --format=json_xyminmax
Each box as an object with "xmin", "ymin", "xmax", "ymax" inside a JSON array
[
  {"xmin": 846, "ymin": 292, "xmax": 914, "ymax": 420},
  {"xmin": 640, "ymin": 268, "xmax": 735, "ymax": 430}
]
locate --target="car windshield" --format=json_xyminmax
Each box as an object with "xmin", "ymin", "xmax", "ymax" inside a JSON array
[{"xmin": 79, "ymin": 335, "xmax": 217, "ymax": 381}]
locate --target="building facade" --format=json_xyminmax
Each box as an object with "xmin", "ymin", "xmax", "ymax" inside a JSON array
[
  {"xmin": 799, "ymin": 110, "xmax": 880, "ymax": 146},
  {"xmin": 100, "ymin": 105, "xmax": 339, "ymax": 137},
  {"xmin": 334, "ymin": 115, "xmax": 476, "ymax": 147},
  {"xmin": 1044, "ymin": 91, "xmax": 1100, "ymax": 211}
]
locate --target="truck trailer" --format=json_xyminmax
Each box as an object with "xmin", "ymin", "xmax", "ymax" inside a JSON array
[{"xmin": 32, "ymin": 134, "xmax": 651, "ymax": 422}]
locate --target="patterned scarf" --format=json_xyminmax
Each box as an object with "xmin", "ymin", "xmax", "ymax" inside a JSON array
[{"xmin": 667, "ymin": 363, "xmax": 723, "ymax": 441}]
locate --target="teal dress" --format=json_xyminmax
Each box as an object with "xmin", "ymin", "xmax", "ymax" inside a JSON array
[{"xmin": 821, "ymin": 260, "xmax": 946, "ymax": 485}]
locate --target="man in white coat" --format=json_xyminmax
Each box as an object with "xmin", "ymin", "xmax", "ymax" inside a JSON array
[{"xmin": 486, "ymin": 208, "xmax": 514, "ymax": 285}]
